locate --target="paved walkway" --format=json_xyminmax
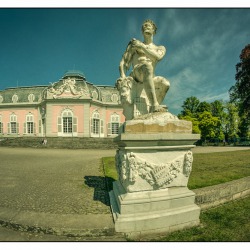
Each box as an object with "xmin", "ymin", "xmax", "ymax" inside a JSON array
[
  {"xmin": 0, "ymin": 146, "xmax": 249, "ymax": 241},
  {"xmin": 0, "ymin": 147, "xmax": 124, "ymax": 241},
  {"xmin": 192, "ymin": 145, "xmax": 250, "ymax": 153}
]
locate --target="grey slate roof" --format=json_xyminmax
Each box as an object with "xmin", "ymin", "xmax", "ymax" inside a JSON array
[{"xmin": 0, "ymin": 72, "xmax": 119, "ymax": 105}]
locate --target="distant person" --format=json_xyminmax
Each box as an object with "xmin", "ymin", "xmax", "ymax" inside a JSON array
[{"xmin": 42, "ymin": 138, "xmax": 47, "ymax": 146}]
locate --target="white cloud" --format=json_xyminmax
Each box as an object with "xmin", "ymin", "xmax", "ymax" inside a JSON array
[{"xmin": 199, "ymin": 91, "xmax": 230, "ymax": 102}]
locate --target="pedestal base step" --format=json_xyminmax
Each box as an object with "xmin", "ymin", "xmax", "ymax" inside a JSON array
[{"xmin": 109, "ymin": 182, "xmax": 201, "ymax": 238}]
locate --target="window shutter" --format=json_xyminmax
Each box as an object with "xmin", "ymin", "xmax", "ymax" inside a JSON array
[
  {"xmin": 23, "ymin": 123, "xmax": 26, "ymax": 134},
  {"xmin": 39, "ymin": 120, "xmax": 41, "ymax": 134},
  {"xmin": 108, "ymin": 123, "xmax": 111, "ymax": 135},
  {"xmin": 119, "ymin": 123, "xmax": 123, "ymax": 134},
  {"xmin": 73, "ymin": 117, "xmax": 77, "ymax": 133},
  {"xmin": 33, "ymin": 122, "xmax": 36, "ymax": 134},
  {"xmin": 0, "ymin": 123, "xmax": 3, "ymax": 134},
  {"xmin": 90, "ymin": 118, "xmax": 93, "ymax": 133},
  {"xmin": 8, "ymin": 123, "xmax": 10, "ymax": 134},
  {"xmin": 16, "ymin": 123, "xmax": 19, "ymax": 134},
  {"xmin": 57, "ymin": 117, "xmax": 62, "ymax": 133},
  {"xmin": 100, "ymin": 119, "xmax": 104, "ymax": 134}
]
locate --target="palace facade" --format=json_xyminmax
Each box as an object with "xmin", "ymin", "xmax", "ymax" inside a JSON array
[{"xmin": 0, "ymin": 71, "xmax": 125, "ymax": 138}]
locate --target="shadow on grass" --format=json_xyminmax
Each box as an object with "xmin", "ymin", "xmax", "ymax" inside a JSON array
[{"xmin": 84, "ymin": 176, "xmax": 116, "ymax": 206}]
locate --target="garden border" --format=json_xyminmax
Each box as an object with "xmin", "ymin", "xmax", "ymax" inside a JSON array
[{"xmin": 193, "ymin": 176, "xmax": 250, "ymax": 210}]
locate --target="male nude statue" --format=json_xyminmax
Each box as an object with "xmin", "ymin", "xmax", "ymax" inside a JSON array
[{"xmin": 118, "ymin": 19, "xmax": 170, "ymax": 113}]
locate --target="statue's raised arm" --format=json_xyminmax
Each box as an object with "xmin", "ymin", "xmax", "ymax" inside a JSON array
[{"xmin": 116, "ymin": 19, "xmax": 170, "ymax": 120}]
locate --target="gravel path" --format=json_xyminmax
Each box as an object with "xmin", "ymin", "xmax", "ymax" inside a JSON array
[{"xmin": 0, "ymin": 147, "xmax": 116, "ymax": 215}]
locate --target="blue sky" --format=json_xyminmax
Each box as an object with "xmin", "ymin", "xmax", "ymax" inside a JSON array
[{"xmin": 0, "ymin": 7, "xmax": 249, "ymax": 115}]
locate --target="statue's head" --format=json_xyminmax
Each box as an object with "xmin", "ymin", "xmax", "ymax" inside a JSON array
[
  {"xmin": 141, "ymin": 19, "xmax": 157, "ymax": 35},
  {"xmin": 116, "ymin": 77, "xmax": 133, "ymax": 105}
]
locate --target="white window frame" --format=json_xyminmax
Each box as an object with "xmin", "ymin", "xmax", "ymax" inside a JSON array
[
  {"xmin": 91, "ymin": 110, "xmax": 104, "ymax": 138},
  {"xmin": 58, "ymin": 109, "xmax": 77, "ymax": 137},
  {"xmin": 9, "ymin": 113, "xmax": 19, "ymax": 134},
  {"xmin": 108, "ymin": 113, "xmax": 121, "ymax": 136},
  {"xmin": 23, "ymin": 113, "xmax": 35, "ymax": 135},
  {"xmin": 0, "ymin": 115, "xmax": 3, "ymax": 134}
]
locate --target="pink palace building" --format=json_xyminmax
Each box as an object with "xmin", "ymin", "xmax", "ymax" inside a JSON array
[{"xmin": 0, "ymin": 70, "xmax": 125, "ymax": 138}]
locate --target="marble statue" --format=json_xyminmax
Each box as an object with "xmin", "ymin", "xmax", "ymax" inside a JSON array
[
  {"xmin": 110, "ymin": 20, "xmax": 201, "ymax": 237},
  {"xmin": 116, "ymin": 19, "xmax": 170, "ymax": 120}
]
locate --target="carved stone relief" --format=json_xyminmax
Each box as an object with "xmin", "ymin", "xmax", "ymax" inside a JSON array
[
  {"xmin": 46, "ymin": 77, "xmax": 90, "ymax": 99},
  {"xmin": 115, "ymin": 150, "xmax": 193, "ymax": 192},
  {"xmin": 91, "ymin": 90, "xmax": 98, "ymax": 100}
]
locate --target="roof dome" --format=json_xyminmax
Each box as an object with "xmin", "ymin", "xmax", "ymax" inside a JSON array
[{"xmin": 63, "ymin": 70, "xmax": 86, "ymax": 80}]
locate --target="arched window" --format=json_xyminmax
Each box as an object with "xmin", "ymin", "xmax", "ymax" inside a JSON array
[
  {"xmin": 91, "ymin": 110, "xmax": 104, "ymax": 137},
  {"xmin": 0, "ymin": 115, "xmax": 3, "ymax": 134},
  {"xmin": 57, "ymin": 109, "xmax": 78, "ymax": 136},
  {"xmin": 108, "ymin": 113, "xmax": 121, "ymax": 135},
  {"xmin": 12, "ymin": 94, "xmax": 18, "ymax": 103},
  {"xmin": 62, "ymin": 110, "xmax": 73, "ymax": 133},
  {"xmin": 24, "ymin": 113, "xmax": 35, "ymax": 134},
  {"xmin": 92, "ymin": 111, "xmax": 100, "ymax": 135},
  {"xmin": 8, "ymin": 113, "xmax": 19, "ymax": 134},
  {"xmin": 28, "ymin": 93, "xmax": 35, "ymax": 103}
]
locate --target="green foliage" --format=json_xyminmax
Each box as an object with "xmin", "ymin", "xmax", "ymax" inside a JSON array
[
  {"xmin": 179, "ymin": 97, "xmax": 223, "ymax": 139},
  {"xmin": 197, "ymin": 101, "xmax": 211, "ymax": 113},
  {"xmin": 211, "ymin": 100, "xmax": 225, "ymax": 119},
  {"xmin": 224, "ymin": 102, "xmax": 240, "ymax": 139},
  {"xmin": 178, "ymin": 94, "xmax": 249, "ymax": 141},
  {"xmin": 198, "ymin": 111, "xmax": 221, "ymax": 140},
  {"xmin": 229, "ymin": 44, "xmax": 250, "ymax": 136},
  {"xmin": 230, "ymin": 44, "xmax": 250, "ymax": 118},
  {"xmin": 180, "ymin": 96, "xmax": 200, "ymax": 117},
  {"xmin": 178, "ymin": 115, "xmax": 200, "ymax": 134}
]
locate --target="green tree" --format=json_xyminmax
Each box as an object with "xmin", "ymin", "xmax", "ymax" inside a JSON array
[
  {"xmin": 224, "ymin": 102, "xmax": 240, "ymax": 140},
  {"xmin": 229, "ymin": 44, "xmax": 250, "ymax": 136},
  {"xmin": 197, "ymin": 101, "xmax": 211, "ymax": 114},
  {"xmin": 211, "ymin": 100, "xmax": 225, "ymax": 118},
  {"xmin": 178, "ymin": 114, "xmax": 200, "ymax": 134},
  {"xmin": 211, "ymin": 100, "xmax": 227, "ymax": 140},
  {"xmin": 198, "ymin": 111, "xmax": 221, "ymax": 141},
  {"xmin": 180, "ymin": 96, "xmax": 200, "ymax": 117}
]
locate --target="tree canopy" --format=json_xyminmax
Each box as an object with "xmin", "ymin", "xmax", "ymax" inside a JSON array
[{"xmin": 229, "ymin": 44, "xmax": 250, "ymax": 120}]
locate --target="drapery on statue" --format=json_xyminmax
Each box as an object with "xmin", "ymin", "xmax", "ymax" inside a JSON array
[{"xmin": 116, "ymin": 19, "xmax": 170, "ymax": 120}]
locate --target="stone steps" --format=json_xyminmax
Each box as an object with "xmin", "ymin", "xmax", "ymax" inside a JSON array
[{"xmin": 0, "ymin": 137, "xmax": 117, "ymax": 149}]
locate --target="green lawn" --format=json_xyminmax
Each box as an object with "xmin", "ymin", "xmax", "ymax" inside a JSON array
[
  {"xmin": 189, "ymin": 150, "xmax": 250, "ymax": 189},
  {"xmin": 102, "ymin": 150, "xmax": 250, "ymax": 190},
  {"xmin": 152, "ymin": 196, "xmax": 250, "ymax": 241}
]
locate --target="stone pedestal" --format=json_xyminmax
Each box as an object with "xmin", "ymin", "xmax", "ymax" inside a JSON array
[
  {"xmin": 109, "ymin": 183, "xmax": 200, "ymax": 238},
  {"xmin": 109, "ymin": 112, "xmax": 201, "ymax": 238}
]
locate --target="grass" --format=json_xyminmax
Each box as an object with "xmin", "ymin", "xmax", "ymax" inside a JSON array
[
  {"xmin": 189, "ymin": 150, "xmax": 250, "ymax": 189},
  {"xmin": 151, "ymin": 196, "xmax": 250, "ymax": 241},
  {"xmin": 102, "ymin": 150, "xmax": 250, "ymax": 190},
  {"xmin": 102, "ymin": 157, "xmax": 118, "ymax": 191}
]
